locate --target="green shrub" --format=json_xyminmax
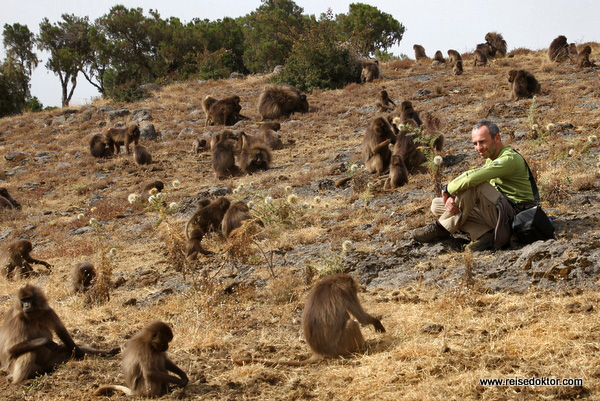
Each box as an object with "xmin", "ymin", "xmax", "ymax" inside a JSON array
[{"xmin": 106, "ymin": 79, "xmax": 150, "ymax": 103}]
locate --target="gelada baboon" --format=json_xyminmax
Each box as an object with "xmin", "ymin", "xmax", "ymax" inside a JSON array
[
  {"xmin": 0, "ymin": 284, "xmax": 119, "ymax": 383},
  {"xmin": 362, "ymin": 116, "xmax": 396, "ymax": 175},
  {"xmin": 141, "ymin": 181, "xmax": 164, "ymax": 203},
  {"xmin": 89, "ymin": 134, "xmax": 114, "ymax": 158},
  {"xmin": 384, "ymin": 154, "xmax": 409, "ymax": 190},
  {"xmin": 508, "ymin": 70, "xmax": 541, "ymax": 100},
  {"xmin": 453, "ymin": 60, "xmax": 463, "ymax": 75},
  {"xmin": 259, "ymin": 122, "xmax": 281, "ymax": 132},
  {"xmin": 433, "ymin": 50, "xmax": 446, "ymax": 64},
  {"xmin": 133, "ymin": 145, "xmax": 152, "ymax": 165},
  {"xmin": 392, "ymin": 118, "xmax": 428, "ymax": 175},
  {"xmin": 569, "ymin": 43, "xmax": 578, "ymax": 56},
  {"xmin": 185, "ymin": 197, "xmax": 231, "ymax": 258},
  {"xmin": 413, "ymin": 44, "xmax": 427, "ymax": 60},
  {"xmin": 258, "ymin": 85, "xmax": 309, "ymax": 120},
  {"xmin": 191, "ymin": 137, "xmax": 208, "ymax": 154},
  {"xmin": 104, "ymin": 124, "xmax": 140, "ymax": 155},
  {"xmin": 72, "ymin": 262, "xmax": 96, "ymax": 293},
  {"xmin": 206, "ymin": 95, "xmax": 248, "ymax": 126},
  {"xmin": 377, "ymin": 89, "xmax": 396, "ymax": 112},
  {"xmin": 421, "ymin": 112, "xmax": 445, "ymax": 152},
  {"xmin": 94, "ymin": 322, "xmax": 188, "ymax": 397},
  {"xmin": 256, "ymin": 128, "xmax": 283, "ymax": 150},
  {"xmin": 473, "ymin": 49, "xmax": 488, "ymax": 66},
  {"xmin": 476, "ymin": 42, "xmax": 496, "ymax": 59},
  {"xmin": 202, "ymin": 95, "xmax": 218, "ymax": 126},
  {"xmin": 361, "ymin": 60, "xmax": 380, "ymax": 83},
  {"xmin": 0, "ymin": 188, "xmax": 20, "ymax": 210},
  {"xmin": 238, "ymin": 132, "xmax": 272, "ymax": 174},
  {"xmin": 3, "ymin": 239, "xmax": 51, "ymax": 279},
  {"xmin": 548, "ymin": 35, "xmax": 570, "ymax": 62},
  {"xmin": 484, "ymin": 32, "xmax": 507, "ymax": 57},
  {"xmin": 447, "ymin": 50, "xmax": 463, "ymax": 75},
  {"xmin": 577, "ymin": 45, "xmax": 594, "ymax": 68},
  {"xmin": 222, "ymin": 201, "xmax": 252, "ymax": 237},
  {"xmin": 211, "ymin": 131, "xmax": 241, "ymax": 179},
  {"xmin": 234, "ymin": 274, "xmax": 385, "ymax": 366},
  {"xmin": 399, "ymin": 101, "xmax": 423, "ymax": 127}
]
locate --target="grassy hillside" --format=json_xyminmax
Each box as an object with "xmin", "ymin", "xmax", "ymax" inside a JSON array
[{"xmin": 0, "ymin": 47, "xmax": 599, "ymax": 400}]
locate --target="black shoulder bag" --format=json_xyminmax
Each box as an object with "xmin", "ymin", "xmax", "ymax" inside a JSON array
[{"xmin": 511, "ymin": 154, "xmax": 555, "ymax": 244}]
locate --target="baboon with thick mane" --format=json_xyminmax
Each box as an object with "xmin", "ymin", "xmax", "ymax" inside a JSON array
[
  {"xmin": 433, "ymin": 50, "xmax": 446, "ymax": 64},
  {"xmin": 548, "ymin": 35, "xmax": 570, "ymax": 62},
  {"xmin": 3, "ymin": 239, "xmax": 51, "ymax": 279},
  {"xmin": 206, "ymin": 95, "xmax": 247, "ymax": 126},
  {"xmin": 377, "ymin": 89, "xmax": 396, "ymax": 112},
  {"xmin": 133, "ymin": 145, "xmax": 152, "ymax": 165},
  {"xmin": 361, "ymin": 60, "xmax": 380, "ymax": 83},
  {"xmin": 362, "ymin": 116, "xmax": 396, "ymax": 175},
  {"xmin": 485, "ymin": 32, "xmax": 507, "ymax": 57},
  {"xmin": 89, "ymin": 134, "xmax": 114, "ymax": 158},
  {"xmin": 413, "ymin": 44, "xmax": 427, "ymax": 60},
  {"xmin": 94, "ymin": 322, "xmax": 187, "ymax": 397},
  {"xmin": 0, "ymin": 188, "xmax": 20, "ymax": 210},
  {"xmin": 104, "ymin": 124, "xmax": 140, "ymax": 155},
  {"xmin": 447, "ymin": 50, "xmax": 463, "ymax": 75},
  {"xmin": 0, "ymin": 284, "xmax": 119, "ymax": 383},
  {"xmin": 508, "ymin": 69, "xmax": 541, "ymax": 100},
  {"xmin": 577, "ymin": 45, "xmax": 594, "ymax": 68},
  {"xmin": 71, "ymin": 262, "xmax": 96, "ymax": 293},
  {"xmin": 222, "ymin": 201, "xmax": 252, "ymax": 237},
  {"xmin": 234, "ymin": 274, "xmax": 385, "ymax": 366},
  {"xmin": 185, "ymin": 197, "xmax": 231, "ymax": 258},
  {"xmin": 258, "ymin": 85, "xmax": 309, "ymax": 120},
  {"xmin": 238, "ymin": 132, "xmax": 272, "ymax": 174},
  {"xmin": 211, "ymin": 131, "xmax": 241, "ymax": 179},
  {"xmin": 476, "ymin": 42, "xmax": 496, "ymax": 59}
]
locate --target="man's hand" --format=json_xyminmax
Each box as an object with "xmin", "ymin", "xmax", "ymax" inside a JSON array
[{"xmin": 444, "ymin": 195, "xmax": 459, "ymax": 215}]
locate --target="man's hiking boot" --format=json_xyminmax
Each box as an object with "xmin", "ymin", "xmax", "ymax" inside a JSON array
[
  {"xmin": 468, "ymin": 231, "xmax": 494, "ymax": 252},
  {"xmin": 412, "ymin": 221, "xmax": 451, "ymax": 243}
]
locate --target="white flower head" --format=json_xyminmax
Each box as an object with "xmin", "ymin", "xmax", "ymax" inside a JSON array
[
  {"xmin": 172, "ymin": 180, "xmax": 181, "ymax": 188},
  {"xmin": 264, "ymin": 196, "xmax": 273, "ymax": 205},
  {"xmin": 313, "ymin": 196, "xmax": 321, "ymax": 203},
  {"xmin": 90, "ymin": 207, "xmax": 97, "ymax": 213},
  {"xmin": 287, "ymin": 194, "xmax": 298, "ymax": 204},
  {"xmin": 236, "ymin": 183, "xmax": 245, "ymax": 191},
  {"xmin": 342, "ymin": 240, "xmax": 353, "ymax": 252},
  {"xmin": 350, "ymin": 163, "xmax": 359, "ymax": 172},
  {"xmin": 232, "ymin": 188, "xmax": 239, "ymax": 194},
  {"xmin": 168, "ymin": 202, "xmax": 179, "ymax": 210},
  {"xmin": 588, "ymin": 135, "xmax": 598, "ymax": 143},
  {"xmin": 149, "ymin": 188, "xmax": 159, "ymax": 195},
  {"xmin": 433, "ymin": 155, "xmax": 443, "ymax": 166},
  {"xmin": 148, "ymin": 194, "xmax": 156, "ymax": 203},
  {"xmin": 324, "ymin": 203, "xmax": 330, "ymax": 208},
  {"xmin": 302, "ymin": 202, "xmax": 309, "ymax": 209},
  {"xmin": 128, "ymin": 193, "xmax": 140, "ymax": 204},
  {"xmin": 546, "ymin": 123, "xmax": 555, "ymax": 131},
  {"xmin": 108, "ymin": 247, "xmax": 117, "ymax": 256},
  {"xmin": 247, "ymin": 200, "xmax": 255, "ymax": 209},
  {"xmin": 532, "ymin": 124, "xmax": 539, "ymax": 131},
  {"xmin": 284, "ymin": 185, "xmax": 292, "ymax": 193},
  {"xmin": 367, "ymin": 182, "xmax": 373, "ymax": 188},
  {"xmin": 77, "ymin": 213, "xmax": 85, "ymax": 220},
  {"xmin": 568, "ymin": 149, "xmax": 575, "ymax": 156},
  {"xmin": 89, "ymin": 218, "xmax": 98, "ymax": 225}
]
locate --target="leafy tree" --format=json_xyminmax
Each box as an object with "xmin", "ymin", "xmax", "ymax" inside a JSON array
[
  {"xmin": 337, "ymin": 3, "xmax": 405, "ymax": 57},
  {"xmin": 3, "ymin": 23, "xmax": 39, "ymax": 76},
  {"xmin": 0, "ymin": 59, "xmax": 30, "ymax": 116},
  {"xmin": 242, "ymin": 0, "xmax": 306, "ymax": 73},
  {"xmin": 192, "ymin": 17, "xmax": 246, "ymax": 74},
  {"xmin": 37, "ymin": 14, "xmax": 91, "ymax": 106}
]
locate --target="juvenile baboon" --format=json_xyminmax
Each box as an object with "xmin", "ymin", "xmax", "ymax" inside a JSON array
[
  {"xmin": 94, "ymin": 322, "xmax": 188, "ymax": 397},
  {"xmin": 185, "ymin": 197, "xmax": 231, "ymax": 258},
  {"xmin": 238, "ymin": 132, "xmax": 272, "ymax": 174},
  {"xmin": 508, "ymin": 70, "xmax": 541, "ymax": 99},
  {"xmin": 258, "ymin": 85, "xmax": 309, "ymax": 120},
  {"xmin": 362, "ymin": 116, "xmax": 396, "ymax": 175},
  {"xmin": 140, "ymin": 181, "xmax": 164, "ymax": 203},
  {"xmin": 0, "ymin": 188, "xmax": 20, "ymax": 210},
  {"xmin": 104, "ymin": 124, "xmax": 140, "ymax": 155},
  {"xmin": 473, "ymin": 49, "xmax": 488, "ymax": 66},
  {"xmin": 568, "ymin": 43, "xmax": 578, "ymax": 57},
  {"xmin": 212, "ymin": 131, "xmax": 241, "ymax": 179},
  {"xmin": 361, "ymin": 60, "xmax": 380, "ymax": 83},
  {"xmin": 0, "ymin": 284, "xmax": 119, "ymax": 383},
  {"xmin": 485, "ymin": 32, "xmax": 507, "ymax": 57},
  {"xmin": 71, "ymin": 262, "xmax": 96, "ymax": 293},
  {"xmin": 256, "ymin": 128, "xmax": 283, "ymax": 150},
  {"xmin": 577, "ymin": 45, "xmax": 594, "ymax": 68},
  {"xmin": 89, "ymin": 134, "xmax": 114, "ymax": 158},
  {"xmin": 447, "ymin": 50, "xmax": 463, "ymax": 75},
  {"xmin": 548, "ymin": 35, "xmax": 570, "ymax": 62},
  {"xmin": 392, "ymin": 118, "xmax": 428, "ymax": 175},
  {"xmin": 133, "ymin": 145, "xmax": 152, "ymax": 165},
  {"xmin": 3, "ymin": 240, "xmax": 51, "ymax": 279},
  {"xmin": 202, "ymin": 95, "xmax": 218, "ymax": 126},
  {"xmin": 222, "ymin": 201, "xmax": 251, "ymax": 237},
  {"xmin": 377, "ymin": 89, "xmax": 396, "ymax": 112},
  {"xmin": 420, "ymin": 112, "xmax": 445, "ymax": 152},
  {"xmin": 476, "ymin": 42, "xmax": 496, "ymax": 59},
  {"xmin": 207, "ymin": 95, "xmax": 248, "ymax": 126},
  {"xmin": 399, "ymin": 101, "xmax": 423, "ymax": 127},
  {"xmin": 234, "ymin": 274, "xmax": 385, "ymax": 366},
  {"xmin": 433, "ymin": 50, "xmax": 446, "ymax": 64},
  {"xmin": 413, "ymin": 44, "xmax": 427, "ymax": 60},
  {"xmin": 191, "ymin": 137, "xmax": 208, "ymax": 154},
  {"xmin": 384, "ymin": 154, "xmax": 409, "ymax": 189},
  {"xmin": 453, "ymin": 60, "xmax": 463, "ymax": 75}
]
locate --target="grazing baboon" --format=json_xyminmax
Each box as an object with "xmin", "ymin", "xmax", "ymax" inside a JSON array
[
  {"xmin": 105, "ymin": 124, "xmax": 140, "ymax": 155},
  {"xmin": 399, "ymin": 101, "xmax": 423, "ymax": 127},
  {"xmin": 140, "ymin": 181, "xmax": 164, "ymax": 203},
  {"xmin": 361, "ymin": 60, "xmax": 380, "ymax": 83},
  {"xmin": 89, "ymin": 134, "xmax": 114, "ymax": 158},
  {"xmin": 384, "ymin": 154, "xmax": 409, "ymax": 189},
  {"xmin": 259, "ymin": 122, "xmax": 281, "ymax": 132},
  {"xmin": 3, "ymin": 240, "xmax": 51, "ymax": 279},
  {"xmin": 234, "ymin": 274, "xmax": 385, "ymax": 366},
  {"xmin": 207, "ymin": 95, "xmax": 247, "ymax": 126},
  {"xmin": 377, "ymin": 89, "xmax": 396, "ymax": 112},
  {"xmin": 202, "ymin": 95, "xmax": 218, "ymax": 126},
  {"xmin": 577, "ymin": 45, "xmax": 594, "ymax": 68},
  {"xmin": 256, "ymin": 128, "xmax": 283, "ymax": 150},
  {"xmin": 413, "ymin": 44, "xmax": 427, "ymax": 60},
  {"xmin": 258, "ymin": 85, "xmax": 309, "ymax": 120},
  {"xmin": 238, "ymin": 132, "xmax": 272, "ymax": 174},
  {"xmin": 222, "ymin": 201, "xmax": 252, "ymax": 237},
  {"xmin": 453, "ymin": 60, "xmax": 463, "ymax": 75},
  {"xmin": 94, "ymin": 322, "xmax": 188, "ymax": 397},
  {"xmin": 568, "ymin": 43, "xmax": 578, "ymax": 57},
  {"xmin": 191, "ymin": 137, "xmax": 208, "ymax": 154},
  {"xmin": 548, "ymin": 35, "xmax": 570, "ymax": 62},
  {"xmin": 447, "ymin": 50, "xmax": 463, "ymax": 75},
  {"xmin": 211, "ymin": 131, "xmax": 241, "ymax": 179},
  {"xmin": 0, "ymin": 284, "xmax": 119, "ymax": 383},
  {"xmin": 508, "ymin": 70, "xmax": 541, "ymax": 100},
  {"xmin": 420, "ymin": 112, "xmax": 445, "ymax": 152},
  {"xmin": 185, "ymin": 197, "xmax": 231, "ymax": 258},
  {"xmin": 485, "ymin": 32, "xmax": 507, "ymax": 57},
  {"xmin": 476, "ymin": 42, "xmax": 496, "ymax": 59},
  {"xmin": 362, "ymin": 116, "xmax": 396, "ymax": 175},
  {"xmin": 392, "ymin": 118, "xmax": 428, "ymax": 175},
  {"xmin": 0, "ymin": 188, "xmax": 20, "ymax": 210},
  {"xmin": 133, "ymin": 145, "xmax": 152, "ymax": 165},
  {"xmin": 433, "ymin": 50, "xmax": 446, "ymax": 64},
  {"xmin": 473, "ymin": 49, "xmax": 488, "ymax": 66},
  {"xmin": 71, "ymin": 262, "xmax": 96, "ymax": 293}
]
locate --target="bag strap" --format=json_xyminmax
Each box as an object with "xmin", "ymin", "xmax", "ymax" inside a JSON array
[{"xmin": 511, "ymin": 149, "xmax": 540, "ymax": 203}]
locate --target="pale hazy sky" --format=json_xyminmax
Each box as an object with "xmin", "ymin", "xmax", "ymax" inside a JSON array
[{"xmin": 2, "ymin": 0, "xmax": 599, "ymax": 108}]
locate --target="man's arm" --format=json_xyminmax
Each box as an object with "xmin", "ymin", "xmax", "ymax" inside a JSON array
[{"xmin": 447, "ymin": 156, "xmax": 517, "ymax": 195}]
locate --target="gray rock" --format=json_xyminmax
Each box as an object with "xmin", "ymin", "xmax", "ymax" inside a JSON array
[
  {"xmin": 108, "ymin": 109, "xmax": 130, "ymax": 121},
  {"xmin": 132, "ymin": 109, "xmax": 153, "ymax": 123},
  {"xmin": 140, "ymin": 124, "xmax": 159, "ymax": 140}
]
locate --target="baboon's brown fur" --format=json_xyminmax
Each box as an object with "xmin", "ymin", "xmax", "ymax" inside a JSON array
[
  {"xmin": 211, "ymin": 131, "xmax": 241, "ymax": 179},
  {"xmin": 238, "ymin": 133, "xmax": 272, "ymax": 174},
  {"xmin": 413, "ymin": 44, "xmax": 427, "ymax": 60},
  {"xmin": 433, "ymin": 50, "xmax": 446, "ymax": 64},
  {"xmin": 133, "ymin": 145, "xmax": 152, "ymax": 165},
  {"xmin": 377, "ymin": 89, "xmax": 396, "ymax": 112},
  {"xmin": 392, "ymin": 118, "xmax": 428, "ymax": 175},
  {"xmin": 400, "ymin": 101, "xmax": 423, "ymax": 127},
  {"xmin": 548, "ymin": 35, "xmax": 570, "ymax": 62},
  {"xmin": 222, "ymin": 201, "xmax": 252, "ymax": 237},
  {"xmin": 104, "ymin": 124, "xmax": 140, "ymax": 155},
  {"xmin": 185, "ymin": 197, "xmax": 231, "ymax": 258},
  {"xmin": 485, "ymin": 32, "xmax": 507, "ymax": 57},
  {"xmin": 206, "ymin": 95, "xmax": 246, "ymax": 126},
  {"xmin": 3, "ymin": 240, "xmax": 51, "ymax": 279},
  {"xmin": 140, "ymin": 181, "xmax": 164, "ymax": 203},
  {"xmin": 473, "ymin": 49, "xmax": 488, "ymax": 66},
  {"xmin": 89, "ymin": 134, "xmax": 114, "ymax": 158},
  {"xmin": 362, "ymin": 116, "xmax": 396, "ymax": 175},
  {"xmin": 384, "ymin": 154, "xmax": 409, "ymax": 189},
  {"xmin": 0, "ymin": 188, "xmax": 20, "ymax": 210},
  {"xmin": 508, "ymin": 69, "xmax": 541, "ymax": 99},
  {"xmin": 361, "ymin": 60, "xmax": 380, "ymax": 83},
  {"xmin": 71, "ymin": 262, "xmax": 96, "ymax": 293},
  {"xmin": 258, "ymin": 85, "xmax": 309, "ymax": 120},
  {"xmin": 577, "ymin": 45, "xmax": 594, "ymax": 68}
]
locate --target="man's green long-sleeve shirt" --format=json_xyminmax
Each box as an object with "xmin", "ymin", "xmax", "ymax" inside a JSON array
[{"xmin": 447, "ymin": 146, "xmax": 534, "ymax": 203}]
